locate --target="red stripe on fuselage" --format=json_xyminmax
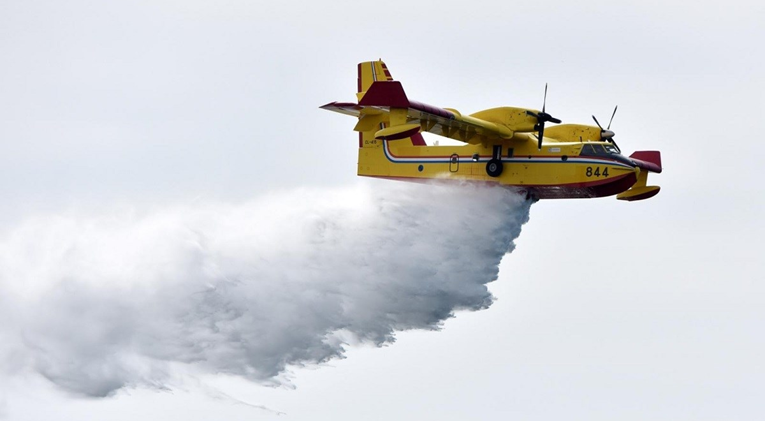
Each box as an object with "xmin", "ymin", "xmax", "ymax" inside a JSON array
[{"xmin": 360, "ymin": 172, "xmax": 637, "ymax": 199}]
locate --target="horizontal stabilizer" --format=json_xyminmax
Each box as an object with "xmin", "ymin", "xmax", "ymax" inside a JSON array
[{"xmin": 320, "ymin": 101, "xmax": 362, "ymax": 117}]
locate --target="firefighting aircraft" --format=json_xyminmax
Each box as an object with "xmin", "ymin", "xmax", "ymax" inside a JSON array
[{"xmin": 321, "ymin": 60, "xmax": 662, "ymax": 201}]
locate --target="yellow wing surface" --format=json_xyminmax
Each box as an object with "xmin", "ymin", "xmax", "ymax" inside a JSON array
[{"xmin": 323, "ymin": 60, "xmax": 552, "ymax": 145}]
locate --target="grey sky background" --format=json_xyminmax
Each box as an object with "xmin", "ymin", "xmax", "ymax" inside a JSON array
[{"xmin": 1, "ymin": 0, "xmax": 764, "ymax": 419}]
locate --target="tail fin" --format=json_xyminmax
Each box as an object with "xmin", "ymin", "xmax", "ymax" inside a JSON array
[
  {"xmin": 357, "ymin": 60, "xmax": 394, "ymax": 101},
  {"xmin": 355, "ymin": 60, "xmax": 426, "ymax": 147}
]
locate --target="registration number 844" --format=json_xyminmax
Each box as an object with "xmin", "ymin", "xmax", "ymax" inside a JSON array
[{"xmin": 586, "ymin": 167, "xmax": 609, "ymax": 177}]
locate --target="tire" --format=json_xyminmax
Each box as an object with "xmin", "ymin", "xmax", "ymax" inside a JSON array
[{"xmin": 486, "ymin": 159, "xmax": 503, "ymax": 177}]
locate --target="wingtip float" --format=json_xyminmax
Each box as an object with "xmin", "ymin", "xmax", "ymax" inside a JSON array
[{"xmin": 321, "ymin": 59, "xmax": 662, "ymax": 201}]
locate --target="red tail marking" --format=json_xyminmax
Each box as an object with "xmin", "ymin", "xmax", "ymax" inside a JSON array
[
  {"xmin": 357, "ymin": 63, "xmax": 362, "ymax": 93},
  {"xmin": 381, "ymin": 62, "xmax": 393, "ymax": 79},
  {"xmin": 358, "ymin": 81, "xmax": 409, "ymax": 108}
]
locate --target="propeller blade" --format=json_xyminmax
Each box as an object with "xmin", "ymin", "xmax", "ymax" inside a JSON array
[
  {"xmin": 529, "ymin": 84, "xmax": 558, "ymax": 148},
  {"xmin": 592, "ymin": 115, "xmax": 604, "ymax": 130},
  {"xmin": 542, "ymin": 83, "xmax": 548, "ymax": 113},
  {"xmin": 607, "ymin": 105, "xmax": 618, "ymax": 129},
  {"xmin": 538, "ymin": 124, "xmax": 545, "ymax": 150}
]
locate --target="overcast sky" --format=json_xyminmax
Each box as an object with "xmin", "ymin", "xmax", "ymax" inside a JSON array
[{"xmin": 1, "ymin": 0, "xmax": 764, "ymax": 419}]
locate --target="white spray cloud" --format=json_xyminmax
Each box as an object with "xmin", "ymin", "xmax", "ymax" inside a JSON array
[{"xmin": 0, "ymin": 181, "xmax": 530, "ymax": 397}]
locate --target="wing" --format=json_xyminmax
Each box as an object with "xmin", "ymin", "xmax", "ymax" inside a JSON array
[{"xmin": 321, "ymin": 81, "xmax": 516, "ymax": 144}]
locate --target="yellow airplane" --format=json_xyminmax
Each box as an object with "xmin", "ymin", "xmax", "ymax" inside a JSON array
[{"xmin": 321, "ymin": 60, "xmax": 662, "ymax": 201}]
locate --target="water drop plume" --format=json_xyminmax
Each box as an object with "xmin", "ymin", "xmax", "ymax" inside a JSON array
[{"xmin": 0, "ymin": 181, "xmax": 531, "ymax": 396}]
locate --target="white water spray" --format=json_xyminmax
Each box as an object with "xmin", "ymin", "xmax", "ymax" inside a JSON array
[{"xmin": 0, "ymin": 181, "xmax": 530, "ymax": 397}]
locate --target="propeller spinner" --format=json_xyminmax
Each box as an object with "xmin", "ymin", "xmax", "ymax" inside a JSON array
[{"xmin": 526, "ymin": 84, "xmax": 562, "ymax": 150}]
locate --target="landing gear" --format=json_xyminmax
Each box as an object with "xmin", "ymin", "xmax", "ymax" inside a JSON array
[{"xmin": 486, "ymin": 159, "xmax": 503, "ymax": 177}]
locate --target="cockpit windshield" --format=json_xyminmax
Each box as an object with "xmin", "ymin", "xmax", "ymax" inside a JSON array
[
  {"xmin": 581, "ymin": 144, "xmax": 605, "ymax": 156},
  {"xmin": 581, "ymin": 143, "xmax": 620, "ymax": 156},
  {"xmin": 580, "ymin": 142, "xmax": 633, "ymax": 166}
]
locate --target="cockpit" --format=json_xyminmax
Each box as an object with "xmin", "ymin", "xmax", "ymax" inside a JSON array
[
  {"xmin": 581, "ymin": 143, "xmax": 620, "ymax": 156},
  {"xmin": 580, "ymin": 143, "xmax": 634, "ymax": 166}
]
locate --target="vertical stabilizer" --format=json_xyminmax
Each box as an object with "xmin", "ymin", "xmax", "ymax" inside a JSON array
[{"xmin": 357, "ymin": 60, "xmax": 394, "ymax": 101}]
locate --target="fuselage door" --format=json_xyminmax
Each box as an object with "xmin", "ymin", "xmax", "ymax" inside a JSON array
[{"xmin": 449, "ymin": 153, "xmax": 459, "ymax": 172}]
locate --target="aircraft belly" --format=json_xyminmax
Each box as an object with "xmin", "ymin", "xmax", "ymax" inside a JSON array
[
  {"xmin": 528, "ymin": 173, "xmax": 638, "ymax": 199},
  {"xmin": 499, "ymin": 162, "xmax": 637, "ymax": 199}
]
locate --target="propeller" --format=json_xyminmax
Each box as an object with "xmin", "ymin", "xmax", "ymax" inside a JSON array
[
  {"xmin": 526, "ymin": 84, "xmax": 562, "ymax": 150},
  {"xmin": 592, "ymin": 105, "xmax": 620, "ymax": 151}
]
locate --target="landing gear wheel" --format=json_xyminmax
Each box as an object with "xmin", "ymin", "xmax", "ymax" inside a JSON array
[{"xmin": 486, "ymin": 159, "xmax": 503, "ymax": 177}]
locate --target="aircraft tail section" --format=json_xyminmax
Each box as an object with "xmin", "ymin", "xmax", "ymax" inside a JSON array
[
  {"xmin": 320, "ymin": 59, "xmax": 426, "ymax": 175},
  {"xmin": 354, "ymin": 60, "xmax": 426, "ymax": 148}
]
